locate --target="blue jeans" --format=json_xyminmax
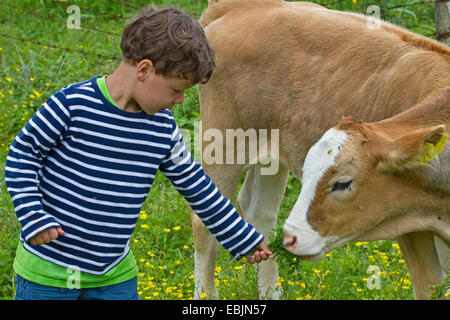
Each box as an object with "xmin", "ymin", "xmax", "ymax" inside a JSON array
[{"xmin": 14, "ymin": 275, "xmax": 140, "ymax": 300}]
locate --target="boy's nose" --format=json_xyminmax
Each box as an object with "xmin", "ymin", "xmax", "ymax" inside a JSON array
[
  {"xmin": 175, "ymin": 97, "xmax": 184, "ymax": 105},
  {"xmin": 174, "ymin": 93, "xmax": 185, "ymax": 105}
]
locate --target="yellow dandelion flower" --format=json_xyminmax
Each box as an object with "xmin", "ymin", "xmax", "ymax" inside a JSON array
[
  {"xmin": 29, "ymin": 77, "xmax": 35, "ymax": 81},
  {"xmin": 234, "ymin": 265, "xmax": 243, "ymax": 270},
  {"xmin": 164, "ymin": 228, "xmax": 171, "ymax": 233},
  {"xmin": 6, "ymin": 77, "xmax": 12, "ymax": 82},
  {"xmin": 32, "ymin": 89, "xmax": 42, "ymax": 97},
  {"xmin": 153, "ymin": 292, "xmax": 159, "ymax": 297},
  {"xmin": 402, "ymin": 279, "xmax": 412, "ymax": 286},
  {"xmin": 173, "ymin": 226, "xmax": 181, "ymax": 231},
  {"xmin": 352, "ymin": 0, "xmax": 357, "ymax": 4},
  {"xmin": 399, "ymin": 259, "xmax": 405, "ymax": 263},
  {"xmin": 392, "ymin": 243, "xmax": 400, "ymax": 249},
  {"xmin": 175, "ymin": 260, "xmax": 181, "ymax": 265},
  {"xmin": 139, "ymin": 212, "xmax": 148, "ymax": 220},
  {"xmin": 141, "ymin": 224, "xmax": 149, "ymax": 229},
  {"xmin": 183, "ymin": 245, "xmax": 189, "ymax": 249},
  {"xmin": 200, "ymin": 292, "xmax": 207, "ymax": 299},
  {"xmin": 357, "ymin": 288, "xmax": 363, "ymax": 292},
  {"xmin": 355, "ymin": 242, "xmax": 363, "ymax": 247}
]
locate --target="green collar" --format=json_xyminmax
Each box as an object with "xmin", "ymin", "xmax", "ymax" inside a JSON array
[{"xmin": 96, "ymin": 75, "xmax": 120, "ymax": 109}]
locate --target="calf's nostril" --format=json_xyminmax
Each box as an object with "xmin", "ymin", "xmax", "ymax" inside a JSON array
[{"xmin": 283, "ymin": 232, "xmax": 297, "ymax": 247}]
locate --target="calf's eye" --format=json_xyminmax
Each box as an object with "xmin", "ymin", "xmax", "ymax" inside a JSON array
[{"xmin": 331, "ymin": 179, "xmax": 353, "ymax": 192}]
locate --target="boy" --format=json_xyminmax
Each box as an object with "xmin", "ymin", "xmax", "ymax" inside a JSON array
[{"xmin": 5, "ymin": 5, "xmax": 273, "ymax": 300}]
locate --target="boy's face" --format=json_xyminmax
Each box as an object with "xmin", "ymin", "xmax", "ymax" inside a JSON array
[{"xmin": 134, "ymin": 59, "xmax": 195, "ymax": 114}]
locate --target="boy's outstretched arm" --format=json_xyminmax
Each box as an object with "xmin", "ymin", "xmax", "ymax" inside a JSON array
[{"xmin": 159, "ymin": 116, "xmax": 273, "ymax": 262}]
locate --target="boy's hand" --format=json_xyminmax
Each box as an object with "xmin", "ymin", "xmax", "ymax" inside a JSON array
[
  {"xmin": 29, "ymin": 227, "xmax": 66, "ymax": 246},
  {"xmin": 245, "ymin": 240, "xmax": 274, "ymax": 264}
]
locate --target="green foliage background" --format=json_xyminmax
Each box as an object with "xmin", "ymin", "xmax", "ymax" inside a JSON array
[{"xmin": 0, "ymin": 0, "xmax": 444, "ymax": 300}]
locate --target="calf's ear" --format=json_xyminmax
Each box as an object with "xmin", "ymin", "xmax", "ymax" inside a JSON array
[{"xmin": 375, "ymin": 125, "xmax": 448, "ymax": 172}]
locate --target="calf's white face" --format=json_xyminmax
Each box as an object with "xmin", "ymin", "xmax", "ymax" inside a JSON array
[
  {"xmin": 283, "ymin": 118, "xmax": 449, "ymax": 260},
  {"xmin": 283, "ymin": 128, "xmax": 348, "ymax": 259}
]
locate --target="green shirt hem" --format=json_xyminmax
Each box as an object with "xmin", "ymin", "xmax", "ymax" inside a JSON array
[{"xmin": 13, "ymin": 241, "xmax": 138, "ymax": 288}]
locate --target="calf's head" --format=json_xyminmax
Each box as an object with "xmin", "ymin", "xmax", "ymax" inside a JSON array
[{"xmin": 283, "ymin": 117, "xmax": 447, "ymax": 260}]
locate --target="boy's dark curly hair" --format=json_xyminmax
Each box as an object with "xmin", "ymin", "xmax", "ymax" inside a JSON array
[{"xmin": 120, "ymin": 5, "xmax": 215, "ymax": 84}]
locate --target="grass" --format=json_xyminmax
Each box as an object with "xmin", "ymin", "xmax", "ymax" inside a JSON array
[{"xmin": 0, "ymin": 0, "xmax": 443, "ymax": 300}]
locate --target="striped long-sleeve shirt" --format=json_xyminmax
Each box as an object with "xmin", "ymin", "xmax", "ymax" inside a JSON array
[{"xmin": 5, "ymin": 76, "xmax": 263, "ymax": 275}]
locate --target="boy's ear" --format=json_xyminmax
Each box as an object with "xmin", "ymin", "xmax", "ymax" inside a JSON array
[
  {"xmin": 374, "ymin": 125, "xmax": 448, "ymax": 172},
  {"xmin": 136, "ymin": 59, "xmax": 154, "ymax": 80}
]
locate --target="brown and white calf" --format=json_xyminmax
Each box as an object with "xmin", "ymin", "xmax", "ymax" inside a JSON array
[
  {"xmin": 283, "ymin": 89, "xmax": 449, "ymax": 299},
  {"xmin": 193, "ymin": 0, "xmax": 450, "ymax": 299}
]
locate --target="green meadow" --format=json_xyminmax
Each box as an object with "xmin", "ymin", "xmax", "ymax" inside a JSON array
[{"xmin": 0, "ymin": 0, "xmax": 445, "ymax": 300}]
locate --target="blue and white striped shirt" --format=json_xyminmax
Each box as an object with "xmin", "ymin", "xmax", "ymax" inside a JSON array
[{"xmin": 5, "ymin": 76, "xmax": 263, "ymax": 275}]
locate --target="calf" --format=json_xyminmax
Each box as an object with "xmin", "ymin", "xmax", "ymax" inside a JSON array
[
  {"xmin": 283, "ymin": 88, "xmax": 449, "ymax": 299},
  {"xmin": 193, "ymin": 0, "xmax": 450, "ymax": 299}
]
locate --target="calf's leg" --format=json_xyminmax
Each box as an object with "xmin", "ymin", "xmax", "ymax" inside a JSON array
[
  {"xmin": 192, "ymin": 163, "xmax": 244, "ymax": 299},
  {"xmin": 236, "ymin": 163, "xmax": 290, "ymax": 299},
  {"xmin": 397, "ymin": 231, "xmax": 445, "ymax": 299}
]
